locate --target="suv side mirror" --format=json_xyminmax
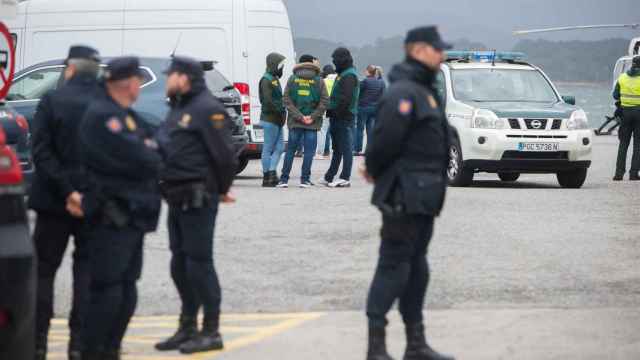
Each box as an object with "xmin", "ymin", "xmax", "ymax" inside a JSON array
[{"xmin": 562, "ymin": 95, "xmax": 576, "ymax": 105}]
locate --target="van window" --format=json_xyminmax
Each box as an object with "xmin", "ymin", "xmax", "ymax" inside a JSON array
[{"xmin": 7, "ymin": 66, "xmax": 64, "ymax": 101}]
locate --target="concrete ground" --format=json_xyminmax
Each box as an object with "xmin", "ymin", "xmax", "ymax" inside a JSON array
[{"xmin": 44, "ymin": 136, "xmax": 640, "ymax": 359}]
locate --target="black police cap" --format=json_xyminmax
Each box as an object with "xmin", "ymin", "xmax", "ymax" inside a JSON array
[
  {"xmin": 65, "ymin": 45, "xmax": 100, "ymax": 64},
  {"xmin": 103, "ymin": 56, "xmax": 145, "ymax": 82},
  {"xmin": 164, "ymin": 56, "xmax": 205, "ymax": 79},
  {"xmin": 404, "ymin": 26, "xmax": 453, "ymax": 50}
]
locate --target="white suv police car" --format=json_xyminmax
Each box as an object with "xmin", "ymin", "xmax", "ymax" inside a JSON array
[{"xmin": 439, "ymin": 51, "xmax": 592, "ymax": 188}]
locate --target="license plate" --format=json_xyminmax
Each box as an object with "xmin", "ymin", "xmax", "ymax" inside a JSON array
[
  {"xmin": 518, "ymin": 142, "xmax": 559, "ymax": 152},
  {"xmin": 253, "ymin": 129, "xmax": 264, "ymax": 142}
]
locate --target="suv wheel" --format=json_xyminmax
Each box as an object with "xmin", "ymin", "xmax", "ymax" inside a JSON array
[
  {"xmin": 556, "ymin": 168, "xmax": 587, "ymax": 189},
  {"xmin": 498, "ymin": 172, "xmax": 520, "ymax": 182},
  {"xmin": 236, "ymin": 156, "xmax": 249, "ymax": 175},
  {"xmin": 447, "ymin": 139, "xmax": 474, "ymax": 187}
]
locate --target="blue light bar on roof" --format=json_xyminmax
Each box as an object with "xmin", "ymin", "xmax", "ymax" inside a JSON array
[{"xmin": 446, "ymin": 51, "xmax": 527, "ymax": 62}]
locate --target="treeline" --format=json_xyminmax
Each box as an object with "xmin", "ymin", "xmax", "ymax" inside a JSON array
[{"xmin": 294, "ymin": 36, "xmax": 630, "ymax": 83}]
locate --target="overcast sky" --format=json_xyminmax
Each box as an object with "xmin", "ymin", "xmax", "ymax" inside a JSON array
[{"xmin": 283, "ymin": 0, "xmax": 638, "ymax": 48}]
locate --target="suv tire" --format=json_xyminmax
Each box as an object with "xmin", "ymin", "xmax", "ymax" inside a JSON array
[
  {"xmin": 447, "ymin": 139, "xmax": 474, "ymax": 187},
  {"xmin": 556, "ymin": 168, "xmax": 587, "ymax": 189},
  {"xmin": 236, "ymin": 156, "xmax": 249, "ymax": 175},
  {"xmin": 498, "ymin": 172, "xmax": 520, "ymax": 182}
]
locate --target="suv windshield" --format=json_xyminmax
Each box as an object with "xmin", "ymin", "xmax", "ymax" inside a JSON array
[
  {"xmin": 451, "ymin": 68, "xmax": 558, "ymax": 103},
  {"xmin": 205, "ymin": 70, "xmax": 233, "ymax": 92}
]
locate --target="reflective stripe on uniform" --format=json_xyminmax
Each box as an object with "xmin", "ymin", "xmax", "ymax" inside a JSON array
[{"xmin": 618, "ymin": 73, "xmax": 640, "ymax": 107}]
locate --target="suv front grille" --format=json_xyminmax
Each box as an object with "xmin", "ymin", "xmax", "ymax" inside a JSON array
[
  {"xmin": 524, "ymin": 119, "xmax": 548, "ymax": 130},
  {"xmin": 507, "ymin": 118, "xmax": 565, "ymax": 130},
  {"xmin": 502, "ymin": 151, "xmax": 569, "ymax": 160},
  {"xmin": 508, "ymin": 119, "xmax": 521, "ymax": 129}
]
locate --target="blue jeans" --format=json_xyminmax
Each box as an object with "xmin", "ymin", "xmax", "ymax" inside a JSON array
[
  {"xmin": 353, "ymin": 106, "xmax": 377, "ymax": 153},
  {"xmin": 325, "ymin": 118, "xmax": 354, "ymax": 182},
  {"xmin": 280, "ymin": 128, "xmax": 318, "ymax": 183},
  {"xmin": 260, "ymin": 121, "xmax": 285, "ymax": 173}
]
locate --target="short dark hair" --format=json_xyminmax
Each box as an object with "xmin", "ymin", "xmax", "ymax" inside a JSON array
[{"xmin": 299, "ymin": 54, "xmax": 315, "ymax": 64}]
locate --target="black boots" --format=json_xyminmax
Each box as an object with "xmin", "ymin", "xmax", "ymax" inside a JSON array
[
  {"xmin": 155, "ymin": 315, "xmax": 198, "ymax": 351},
  {"xmin": 631, "ymin": 172, "xmax": 640, "ymax": 181},
  {"xmin": 179, "ymin": 314, "xmax": 224, "ymax": 354},
  {"xmin": 613, "ymin": 173, "xmax": 624, "ymax": 181},
  {"xmin": 403, "ymin": 323, "xmax": 455, "ymax": 360},
  {"xmin": 367, "ymin": 326, "xmax": 394, "ymax": 360},
  {"xmin": 262, "ymin": 171, "xmax": 278, "ymax": 187}
]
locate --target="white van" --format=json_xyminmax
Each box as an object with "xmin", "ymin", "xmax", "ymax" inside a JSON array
[{"xmin": 5, "ymin": 0, "xmax": 296, "ymax": 156}]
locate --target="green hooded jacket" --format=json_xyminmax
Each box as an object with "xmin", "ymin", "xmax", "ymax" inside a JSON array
[
  {"xmin": 283, "ymin": 62, "xmax": 329, "ymax": 131},
  {"xmin": 259, "ymin": 52, "xmax": 287, "ymax": 126}
]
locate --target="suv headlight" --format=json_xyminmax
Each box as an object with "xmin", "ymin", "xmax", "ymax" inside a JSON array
[
  {"xmin": 567, "ymin": 109, "xmax": 589, "ymax": 130},
  {"xmin": 472, "ymin": 109, "xmax": 505, "ymax": 129}
]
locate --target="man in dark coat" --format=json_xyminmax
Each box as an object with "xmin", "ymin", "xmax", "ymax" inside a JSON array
[{"xmin": 362, "ymin": 26, "xmax": 456, "ymax": 360}]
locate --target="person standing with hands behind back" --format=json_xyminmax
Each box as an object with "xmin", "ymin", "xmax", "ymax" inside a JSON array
[
  {"xmin": 259, "ymin": 52, "xmax": 287, "ymax": 187},
  {"xmin": 362, "ymin": 26, "xmax": 455, "ymax": 360}
]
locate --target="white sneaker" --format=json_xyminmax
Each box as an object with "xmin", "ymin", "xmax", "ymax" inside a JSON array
[
  {"xmin": 299, "ymin": 181, "xmax": 314, "ymax": 188},
  {"xmin": 317, "ymin": 178, "xmax": 331, "ymax": 187},
  {"xmin": 276, "ymin": 181, "xmax": 289, "ymax": 188},
  {"xmin": 328, "ymin": 179, "xmax": 351, "ymax": 188}
]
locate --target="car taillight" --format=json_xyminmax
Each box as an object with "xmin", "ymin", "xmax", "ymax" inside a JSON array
[
  {"xmin": 0, "ymin": 145, "xmax": 23, "ymax": 184},
  {"xmin": 15, "ymin": 115, "xmax": 29, "ymax": 133},
  {"xmin": 0, "ymin": 309, "xmax": 10, "ymax": 328},
  {"xmin": 234, "ymin": 82, "xmax": 251, "ymax": 126}
]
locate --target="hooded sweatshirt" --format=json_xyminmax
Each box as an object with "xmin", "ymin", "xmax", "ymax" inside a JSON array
[
  {"xmin": 283, "ymin": 62, "xmax": 329, "ymax": 131},
  {"xmin": 259, "ymin": 52, "xmax": 287, "ymax": 125}
]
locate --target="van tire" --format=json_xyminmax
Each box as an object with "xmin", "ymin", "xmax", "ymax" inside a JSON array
[
  {"xmin": 498, "ymin": 172, "xmax": 520, "ymax": 182},
  {"xmin": 556, "ymin": 168, "xmax": 587, "ymax": 189},
  {"xmin": 447, "ymin": 139, "xmax": 474, "ymax": 187},
  {"xmin": 236, "ymin": 156, "xmax": 249, "ymax": 175}
]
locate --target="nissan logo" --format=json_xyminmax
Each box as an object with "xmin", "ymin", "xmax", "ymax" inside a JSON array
[{"xmin": 531, "ymin": 120, "xmax": 543, "ymax": 129}]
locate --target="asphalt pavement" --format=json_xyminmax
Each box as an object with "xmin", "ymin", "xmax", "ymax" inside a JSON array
[{"xmin": 42, "ymin": 135, "xmax": 640, "ymax": 359}]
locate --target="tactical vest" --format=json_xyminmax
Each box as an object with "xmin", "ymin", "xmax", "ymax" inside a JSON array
[
  {"xmin": 324, "ymin": 75, "xmax": 337, "ymax": 96},
  {"xmin": 330, "ymin": 67, "xmax": 360, "ymax": 115},
  {"xmin": 288, "ymin": 75, "xmax": 322, "ymax": 116},
  {"xmin": 619, "ymin": 73, "xmax": 640, "ymax": 107},
  {"xmin": 259, "ymin": 72, "xmax": 283, "ymax": 112}
]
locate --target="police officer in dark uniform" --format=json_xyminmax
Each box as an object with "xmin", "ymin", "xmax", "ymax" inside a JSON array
[
  {"xmin": 154, "ymin": 56, "xmax": 237, "ymax": 354},
  {"xmin": 613, "ymin": 55, "xmax": 640, "ymax": 181},
  {"xmin": 29, "ymin": 45, "xmax": 101, "ymax": 360},
  {"xmin": 362, "ymin": 27, "xmax": 455, "ymax": 360},
  {"xmin": 78, "ymin": 57, "xmax": 162, "ymax": 360}
]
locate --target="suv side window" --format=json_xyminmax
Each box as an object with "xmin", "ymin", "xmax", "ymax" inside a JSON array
[
  {"xmin": 7, "ymin": 67, "xmax": 64, "ymax": 101},
  {"xmin": 434, "ymin": 71, "xmax": 447, "ymax": 104}
]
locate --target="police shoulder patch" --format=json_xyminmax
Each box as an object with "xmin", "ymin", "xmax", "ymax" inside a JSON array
[
  {"xmin": 210, "ymin": 113, "xmax": 226, "ymax": 129},
  {"xmin": 398, "ymin": 99, "xmax": 413, "ymax": 116},
  {"xmin": 106, "ymin": 117, "xmax": 123, "ymax": 133}
]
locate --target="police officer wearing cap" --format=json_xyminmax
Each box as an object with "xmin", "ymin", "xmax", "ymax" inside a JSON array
[
  {"xmin": 154, "ymin": 56, "xmax": 237, "ymax": 354},
  {"xmin": 361, "ymin": 26, "xmax": 455, "ymax": 360},
  {"xmin": 78, "ymin": 56, "xmax": 162, "ymax": 360},
  {"xmin": 29, "ymin": 45, "xmax": 100, "ymax": 360},
  {"xmin": 613, "ymin": 55, "xmax": 640, "ymax": 181}
]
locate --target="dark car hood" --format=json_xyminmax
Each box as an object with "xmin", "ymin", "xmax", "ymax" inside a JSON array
[{"xmin": 462, "ymin": 101, "xmax": 577, "ymax": 119}]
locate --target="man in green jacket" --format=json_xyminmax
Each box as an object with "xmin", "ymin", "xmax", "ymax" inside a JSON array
[
  {"xmin": 259, "ymin": 52, "xmax": 287, "ymax": 187},
  {"xmin": 277, "ymin": 54, "xmax": 329, "ymax": 188}
]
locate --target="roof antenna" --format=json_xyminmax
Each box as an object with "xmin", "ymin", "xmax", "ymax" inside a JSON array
[
  {"xmin": 491, "ymin": 49, "xmax": 497, "ymax": 67},
  {"xmin": 171, "ymin": 32, "xmax": 183, "ymax": 58}
]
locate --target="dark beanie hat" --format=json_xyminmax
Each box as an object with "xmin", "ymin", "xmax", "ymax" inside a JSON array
[{"xmin": 298, "ymin": 54, "xmax": 316, "ymax": 63}]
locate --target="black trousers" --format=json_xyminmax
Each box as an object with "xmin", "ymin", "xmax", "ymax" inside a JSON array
[
  {"xmin": 83, "ymin": 224, "xmax": 144, "ymax": 352},
  {"xmin": 616, "ymin": 108, "xmax": 640, "ymax": 175},
  {"xmin": 168, "ymin": 200, "xmax": 221, "ymax": 322},
  {"xmin": 33, "ymin": 212, "xmax": 90, "ymax": 347},
  {"xmin": 366, "ymin": 214, "xmax": 434, "ymax": 328}
]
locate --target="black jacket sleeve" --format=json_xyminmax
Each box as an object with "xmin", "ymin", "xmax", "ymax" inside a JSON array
[
  {"xmin": 31, "ymin": 93, "xmax": 75, "ymax": 198},
  {"xmin": 365, "ymin": 88, "xmax": 414, "ymax": 179},
  {"xmin": 196, "ymin": 105, "xmax": 238, "ymax": 194},
  {"xmin": 80, "ymin": 109, "xmax": 161, "ymax": 181},
  {"xmin": 334, "ymin": 74, "xmax": 358, "ymax": 119}
]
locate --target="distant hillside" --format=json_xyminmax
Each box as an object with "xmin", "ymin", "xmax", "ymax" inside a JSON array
[{"xmin": 295, "ymin": 36, "xmax": 629, "ymax": 83}]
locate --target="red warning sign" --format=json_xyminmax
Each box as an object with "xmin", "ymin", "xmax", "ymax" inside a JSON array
[{"xmin": 0, "ymin": 22, "xmax": 16, "ymax": 100}]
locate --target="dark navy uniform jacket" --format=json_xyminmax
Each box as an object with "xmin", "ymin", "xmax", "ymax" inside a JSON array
[
  {"xmin": 158, "ymin": 79, "xmax": 237, "ymax": 196},
  {"xmin": 79, "ymin": 86, "xmax": 162, "ymax": 232},
  {"xmin": 29, "ymin": 73, "xmax": 99, "ymax": 215},
  {"xmin": 365, "ymin": 59, "xmax": 450, "ymax": 216}
]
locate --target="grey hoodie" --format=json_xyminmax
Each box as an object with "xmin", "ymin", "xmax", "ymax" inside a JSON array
[{"xmin": 283, "ymin": 62, "xmax": 329, "ymax": 131}]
